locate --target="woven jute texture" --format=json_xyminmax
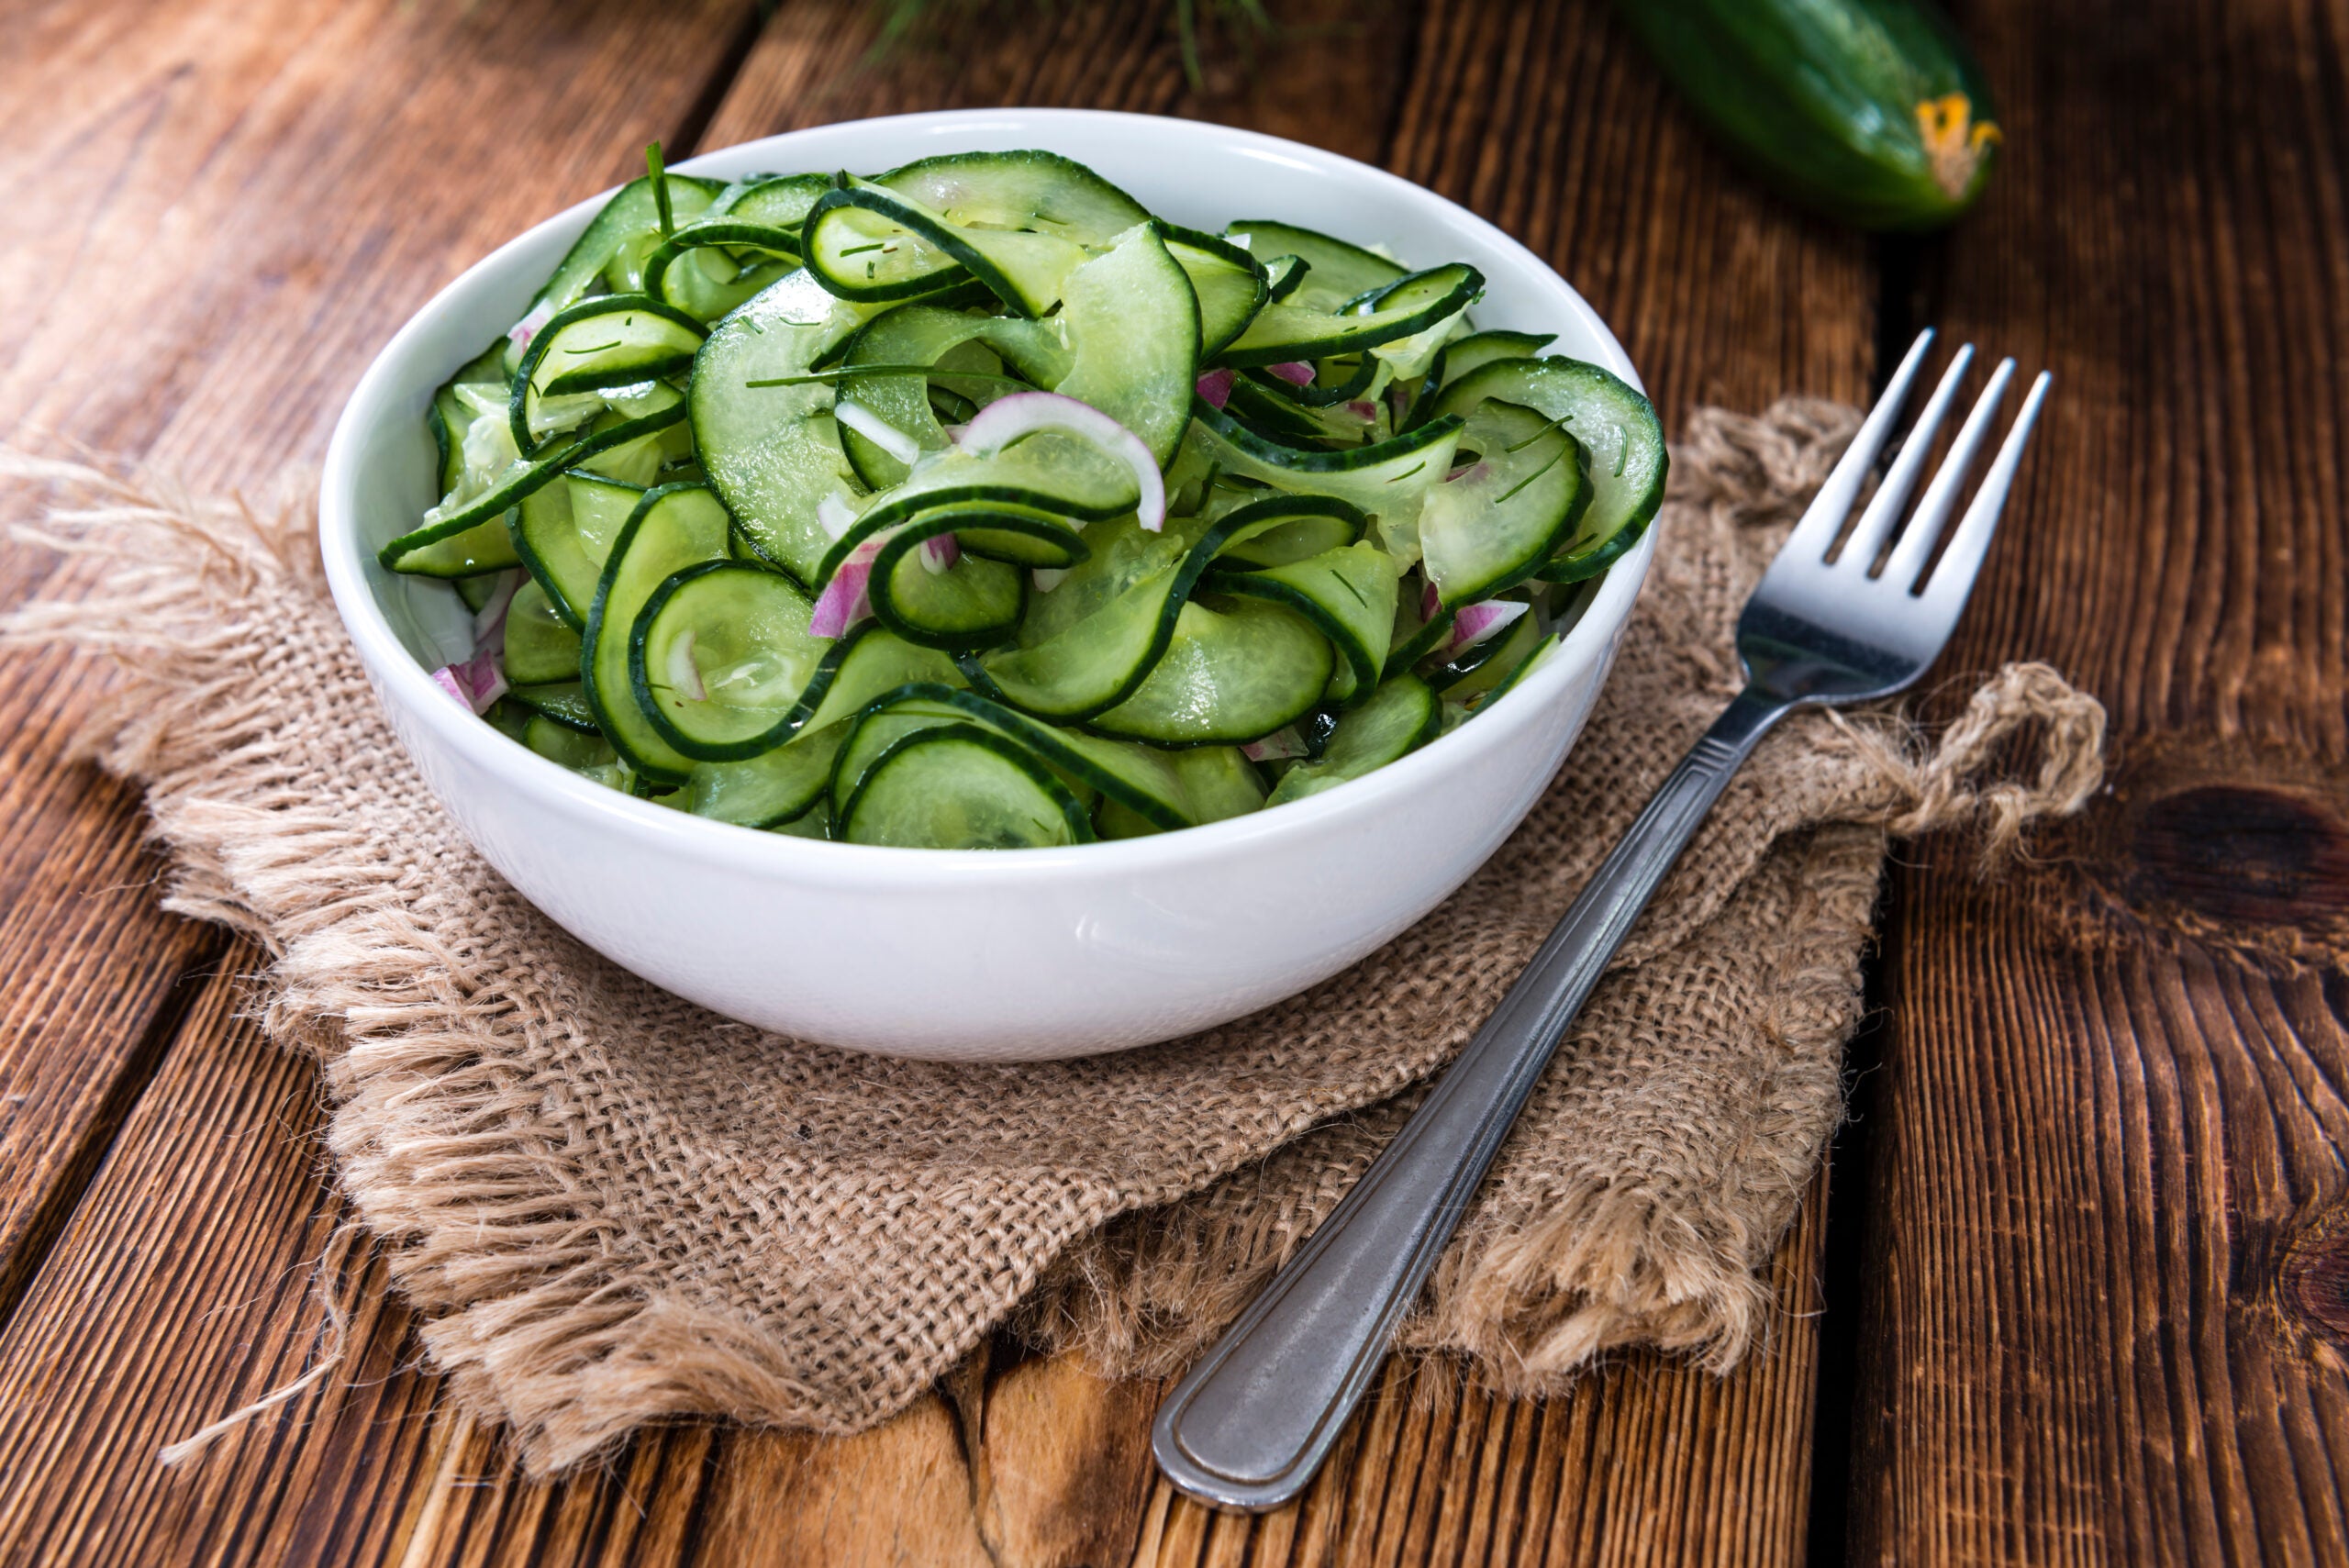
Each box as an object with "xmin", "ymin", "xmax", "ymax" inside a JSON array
[{"xmin": 3, "ymin": 398, "xmax": 2104, "ymax": 1476}]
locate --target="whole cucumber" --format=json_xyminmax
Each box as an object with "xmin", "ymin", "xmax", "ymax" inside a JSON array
[{"xmin": 1614, "ymin": 0, "xmax": 2001, "ymax": 231}]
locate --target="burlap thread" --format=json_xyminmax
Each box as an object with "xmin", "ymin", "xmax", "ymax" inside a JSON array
[{"xmin": 1, "ymin": 399, "xmax": 2104, "ymax": 1475}]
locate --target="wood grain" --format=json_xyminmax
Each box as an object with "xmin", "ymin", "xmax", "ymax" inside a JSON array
[
  {"xmin": 0, "ymin": 0, "xmax": 1911, "ymax": 1563},
  {"xmin": 1845, "ymin": 0, "xmax": 2349, "ymax": 1562}
]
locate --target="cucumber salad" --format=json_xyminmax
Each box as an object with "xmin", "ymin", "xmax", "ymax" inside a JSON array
[{"xmin": 385, "ymin": 146, "xmax": 1664, "ymax": 850}]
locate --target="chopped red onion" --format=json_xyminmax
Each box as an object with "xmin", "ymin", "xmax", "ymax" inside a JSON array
[
  {"xmin": 920, "ymin": 532, "xmax": 960, "ymax": 574},
  {"xmin": 432, "ymin": 650, "xmax": 507, "ymax": 715},
  {"xmin": 1195, "ymin": 368, "xmax": 1235, "ymax": 409},
  {"xmin": 1432, "ymin": 598, "xmax": 1529, "ymax": 662},
  {"xmin": 955, "ymin": 391, "xmax": 1165, "ymax": 531},
  {"xmin": 810, "ymin": 534, "xmax": 886, "ymax": 639},
  {"xmin": 1421, "ymin": 580, "xmax": 1443, "ymax": 621},
  {"xmin": 1346, "ymin": 399, "xmax": 1379, "ymax": 421},
  {"xmin": 1445, "ymin": 460, "xmax": 1492, "ymax": 484},
  {"xmin": 506, "ymin": 300, "xmax": 554, "ymax": 352},
  {"xmin": 1241, "ymin": 727, "xmax": 1311, "ymax": 762},
  {"xmin": 1266, "ymin": 361, "xmax": 1315, "ymax": 386}
]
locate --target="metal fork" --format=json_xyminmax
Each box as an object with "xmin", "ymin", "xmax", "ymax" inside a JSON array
[{"xmin": 1152, "ymin": 329, "xmax": 2053, "ymax": 1513}]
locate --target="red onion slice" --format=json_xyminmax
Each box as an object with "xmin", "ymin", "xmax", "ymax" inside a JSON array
[
  {"xmin": 506, "ymin": 300, "xmax": 554, "ymax": 352},
  {"xmin": 920, "ymin": 532, "xmax": 960, "ymax": 575},
  {"xmin": 433, "ymin": 650, "xmax": 507, "ymax": 715},
  {"xmin": 1241, "ymin": 727, "xmax": 1311, "ymax": 762},
  {"xmin": 1195, "ymin": 368, "xmax": 1235, "ymax": 409},
  {"xmin": 954, "ymin": 391, "xmax": 1165, "ymax": 532},
  {"xmin": 1266, "ymin": 361, "xmax": 1315, "ymax": 387},
  {"xmin": 810, "ymin": 534, "xmax": 886, "ymax": 639},
  {"xmin": 1431, "ymin": 598, "xmax": 1529, "ymax": 662}
]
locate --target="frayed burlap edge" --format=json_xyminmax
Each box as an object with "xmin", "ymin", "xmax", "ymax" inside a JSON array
[{"xmin": 0, "ymin": 406, "xmax": 2104, "ymax": 1473}]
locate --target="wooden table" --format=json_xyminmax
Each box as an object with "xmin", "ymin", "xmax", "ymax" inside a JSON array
[{"xmin": 3, "ymin": 0, "xmax": 2344, "ymax": 1561}]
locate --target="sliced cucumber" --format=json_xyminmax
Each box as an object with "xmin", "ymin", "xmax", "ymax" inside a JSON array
[
  {"xmin": 883, "ymin": 150, "xmax": 1149, "ymax": 239},
  {"xmin": 504, "ymin": 579, "xmax": 584, "ymax": 684},
  {"xmin": 1185, "ymin": 403, "xmax": 1463, "ymax": 552},
  {"xmin": 525, "ymin": 715, "xmax": 617, "ymax": 772},
  {"xmin": 1261, "ymin": 253, "xmax": 1310, "ymax": 303},
  {"xmin": 508, "ymin": 295, "xmax": 705, "ymax": 453},
  {"xmin": 1091, "ymin": 596, "xmax": 1333, "ymax": 746},
  {"xmin": 527, "ymin": 172, "xmax": 726, "ymax": 322},
  {"xmin": 968, "ymin": 495, "xmax": 1311, "ymax": 721},
  {"xmin": 1220, "ymin": 262, "xmax": 1482, "ymax": 369},
  {"xmin": 867, "ymin": 528, "xmax": 1029, "ymax": 651},
  {"xmin": 412, "ymin": 156, "xmax": 1666, "ymax": 843},
  {"xmin": 692, "ymin": 268, "xmax": 881, "ymax": 585},
  {"xmin": 803, "ymin": 150, "xmax": 1150, "ymax": 312},
  {"xmin": 631, "ymin": 561, "xmax": 829, "ymax": 760},
  {"xmin": 834, "ymin": 306, "xmax": 1068, "ymax": 486},
  {"xmin": 1210, "ymin": 539, "xmax": 1400, "ymax": 705},
  {"xmin": 1205, "ymin": 493, "xmax": 1368, "ymax": 568},
  {"xmin": 1264, "ymin": 673, "xmax": 1440, "ymax": 806},
  {"xmin": 1432, "ymin": 357, "xmax": 1667, "ymax": 583},
  {"xmin": 1161, "ymin": 223, "xmax": 1268, "ymax": 359},
  {"xmin": 388, "ymin": 511, "xmax": 524, "ymax": 578},
  {"xmin": 855, "ymin": 683, "xmax": 1194, "ymax": 830},
  {"xmin": 580, "ymin": 483, "xmax": 733, "ymax": 783},
  {"xmin": 710, "ymin": 172, "xmax": 833, "ymax": 226},
  {"xmin": 805, "ymin": 183, "xmax": 1093, "ymax": 316},
  {"xmin": 1050, "ymin": 223, "xmax": 1198, "ymax": 463},
  {"xmin": 1418, "ymin": 398, "xmax": 1593, "ymax": 607},
  {"xmin": 685, "ymin": 722, "xmax": 844, "ymax": 828},
  {"xmin": 1222, "ymin": 219, "xmax": 1405, "ymax": 310},
  {"xmin": 816, "ymin": 429, "xmax": 1144, "ymax": 583},
  {"xmin": 507, "ymin": 680, "xmax": 599, "ymax": 731},
  {"xmin": 1167, "ymin": 745, "xmax": 1267, "ymax": 823},
  {"xmin": 838, "ymin": 723, "xmax": 1093, "ymax": 849},
  {"xmin": 643, "ymin": 226, "xmax": 802, "ymax": 320},
  {"xmin": 1427, "ymin": 329, "xmax": 1554, "ymax": 396}
]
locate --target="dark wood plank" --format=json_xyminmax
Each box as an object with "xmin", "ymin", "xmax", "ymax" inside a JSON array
[
  {"xmin": 0, "ymin": 0, "xmax": 760, "ymax": 1561},
  {"xmin": 1848, "ymin": 0, "xmax": 2349, "ymax": 1562}
]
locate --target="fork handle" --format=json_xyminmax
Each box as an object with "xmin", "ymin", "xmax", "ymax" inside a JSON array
[{"xmin": 1151, "ymin": 686, "xmax": 1794, "ymax": 1512}]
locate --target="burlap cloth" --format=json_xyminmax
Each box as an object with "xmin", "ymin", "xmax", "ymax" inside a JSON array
[{"xmin": 3, "ymin": 398, "xmax": 2104, "ymax": 1476}]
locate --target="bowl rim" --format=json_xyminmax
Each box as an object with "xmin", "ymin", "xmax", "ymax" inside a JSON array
[{"xmin": 318, "ymin": 106, "xmax": 1659, "ymax": 891}]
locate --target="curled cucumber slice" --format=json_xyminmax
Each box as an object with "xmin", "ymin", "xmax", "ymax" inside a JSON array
[
  {"xmin": 508, "ymin": 295, "xmax": 705, "ymax": 453},
  {"xmin": 1221, "ymin": 219, "xmax": 1405, "ymax": 310},
  {"xmin": 1211, "ymin": 539, "xmax": 1400, "ymax": 706},
  {"xmin": 1264, "ymin": 673, "xmax": 1441, "ymax": 806},
  {"xmin": 1418, "ymin": 397, "xmax": 1593, "ymax": 608},
  {"xmin": 581, "ymin": 483, "xmax": 733, "ymax": 783},
  {"xmin": 838, "ymin": 722, "xmax": 1094, "ymax": 849},
  {"xmin": 504, "ymin": 580, "xmax": 583, "ymax": 685},
  {"xmin": 1431, "ymin": 356, "xmax": 1667, "ymax": 584},
  {"xmin": 630, "ymin": 561, "xmax": 829, "ymax": 761},
  {"xmin": 1219, "ymin": 263, "xmax": 1482, "ymax": 369},
  {"xmin": 1091, "ymin": 596, "xmax": 1334, "ymax": 746}
]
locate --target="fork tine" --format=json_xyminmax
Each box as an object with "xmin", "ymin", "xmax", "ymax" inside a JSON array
[
  {"xmin": 1880, "ymin": 356, "xmax": 2017, "ymax": 591},
  {"xmin": 1920, "ymin": 370, "xmax": 2052, "ymax": 607},
  {"xmin": 1834, "ymin": 344, "xmax": 1976, "ymax": 573},
  {"xmin": 1779, "ymin": 328, "xmax": 1936, "ymax": 562}
]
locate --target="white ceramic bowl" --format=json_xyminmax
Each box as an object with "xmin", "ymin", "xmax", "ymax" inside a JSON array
[{"xmin": 320, "ymin": 108, "xmax": 1657, "ymax": 1062}]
